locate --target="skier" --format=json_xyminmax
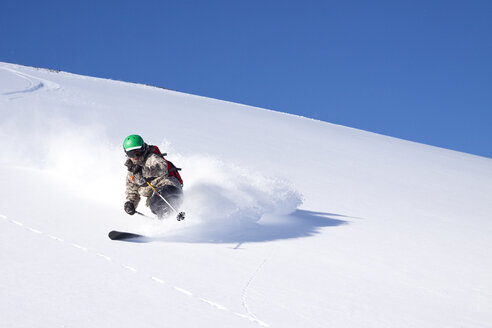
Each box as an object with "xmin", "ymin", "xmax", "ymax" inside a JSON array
[{"xmin": 123, "ymin": 134, "xmax": 183, "ymax": 219}]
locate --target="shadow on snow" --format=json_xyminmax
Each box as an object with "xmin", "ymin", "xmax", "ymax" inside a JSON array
[{"xmin": 127, "ymin": 209, "xmax": 350, "ymax": 245}]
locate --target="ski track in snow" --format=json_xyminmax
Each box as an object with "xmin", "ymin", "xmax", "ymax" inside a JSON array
[
  {"xmin": 0, "ymin": 213, "xmax": 270, "ymax": 327},
  {"xmin": 241, "ymin": 245, "xmax": 276, "ymax": 322},
  {"xmin": 0, "ymin": 67, "xmax": 60, "ymax": 96}
]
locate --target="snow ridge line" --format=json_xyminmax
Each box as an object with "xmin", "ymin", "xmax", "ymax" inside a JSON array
[{"xmin": 0, "ymin": 214, "xmax": 270, "ymax": 327}]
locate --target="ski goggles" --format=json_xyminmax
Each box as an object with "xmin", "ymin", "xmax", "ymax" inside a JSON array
[{"xmin": 126, "ymin": 148, "xmax": 144, "ymax": 158}]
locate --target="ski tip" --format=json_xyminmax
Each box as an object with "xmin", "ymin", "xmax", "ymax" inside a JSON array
[
  {"xmin": 108, "ymin": 230, "xmax": 121, "ymax": 240},
  {"xmin": 108, "ymin": 230, "xmax": 144, "ymax": 241}
]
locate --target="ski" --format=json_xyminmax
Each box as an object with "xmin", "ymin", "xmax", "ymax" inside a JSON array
[{"xmin": 108, "ymin": 230, "xmax": 145, "ymax": 241}]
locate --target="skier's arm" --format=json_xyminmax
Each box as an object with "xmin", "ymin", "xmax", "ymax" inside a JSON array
[
  {"xmin": 142, "ymin": 155, "xmax": 168, "ymax": 183},
  {"xmin": 125, "ymin": 173, "xmax": 141, "ymax": 207}
]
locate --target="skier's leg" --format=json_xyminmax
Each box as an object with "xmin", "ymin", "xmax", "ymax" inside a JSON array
[
  {"xmin": 149, "ymin": 185, "xmax": 183, "ymax": 218},
  {"xmin": 148, "ymin": 194, "xmax": 165, "ymax": 217}
]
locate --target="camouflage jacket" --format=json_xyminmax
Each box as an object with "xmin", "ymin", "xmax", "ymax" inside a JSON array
[{"xmin": 125, "ymin": 152, "xmax": 182, "ymax": 208}]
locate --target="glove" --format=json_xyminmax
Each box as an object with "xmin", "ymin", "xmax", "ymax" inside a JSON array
[{"xmin": 124, "ymin": 201, "xmax": 136, "ymax": 215}]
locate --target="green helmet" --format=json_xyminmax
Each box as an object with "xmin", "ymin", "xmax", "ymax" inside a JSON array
[{"xmin": 123, "ymin": 134, "xmax": 145, "ymax": 157}]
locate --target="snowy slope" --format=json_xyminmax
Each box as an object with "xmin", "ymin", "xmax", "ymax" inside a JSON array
[{"xmin": 1, "ymin": 62, "xmax": 491, "ymax": 328}]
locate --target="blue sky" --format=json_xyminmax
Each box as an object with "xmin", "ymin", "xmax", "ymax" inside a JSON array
[{"xmin": 1, "ymin": 0, "xmax": 491, "ymax": 158}]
